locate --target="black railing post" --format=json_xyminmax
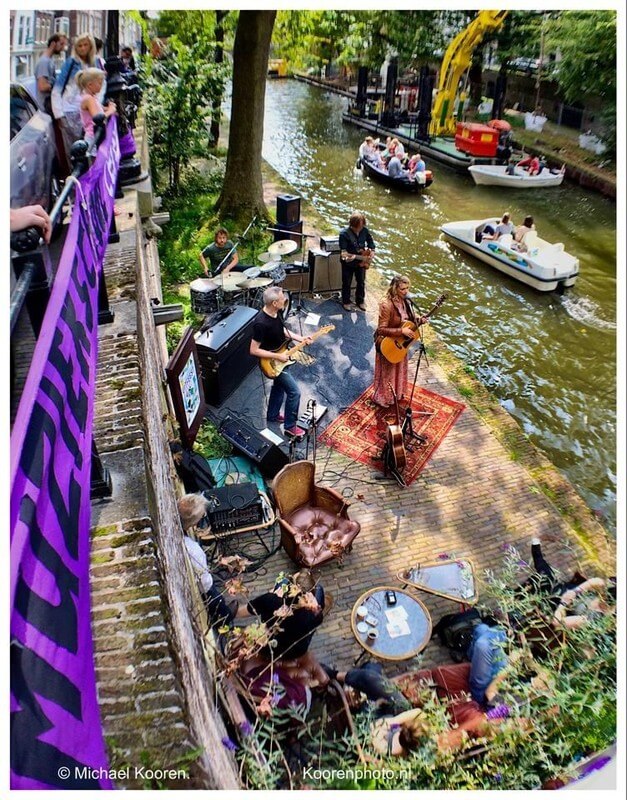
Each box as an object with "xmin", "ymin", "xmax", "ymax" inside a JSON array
[
  {"xmin": 11, "ymin": 248, "xmax": 50, "ymax": 337},
  {"xmin": 91, "ymin": 440, "xmax": 113, "ymax": 498}
]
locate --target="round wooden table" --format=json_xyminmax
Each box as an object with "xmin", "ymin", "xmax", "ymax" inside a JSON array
[{"xmin": 351, "ymin": 586, "xmax": 432, "ymax": 661}]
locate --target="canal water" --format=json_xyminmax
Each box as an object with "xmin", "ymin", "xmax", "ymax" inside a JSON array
[{"xmin": 261, "ymin": 80, "xmax": 617, "ymax": 531}]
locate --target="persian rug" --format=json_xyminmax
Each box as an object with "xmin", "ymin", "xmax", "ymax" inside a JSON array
[{"xmin": 318, "ymin": 383, "xmax": 465, "ymax": 486}]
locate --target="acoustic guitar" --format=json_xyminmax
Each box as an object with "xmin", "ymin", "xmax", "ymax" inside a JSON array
[
  {"xmin": 259, "ymin": 325, "xmax": 335, "ymax": 379},
  {"xmin": 352, "ymin": 248, "xmax": 374, "ymax": 269},
  {"xmin": 380, "ymin": 293, "xmax": 447, "ymax": 364},
  {"xmin": 384, "ymin": 384, "xmax": 406, "ymax": 482}
]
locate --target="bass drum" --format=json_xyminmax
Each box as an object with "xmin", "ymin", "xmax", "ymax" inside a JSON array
[{"xmin": 252, "ymin": 287, "xmax": 292, "ymax": 318}]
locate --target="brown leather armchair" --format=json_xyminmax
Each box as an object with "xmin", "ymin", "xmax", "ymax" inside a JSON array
[{"xmin": 272, "ymin": 461, "xmax": 361, "ymax": 567}]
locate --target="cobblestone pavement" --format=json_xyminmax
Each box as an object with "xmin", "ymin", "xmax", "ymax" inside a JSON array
[{"xmin": 215, "ymin": 300, "xmax": 612, "ymax": 676}]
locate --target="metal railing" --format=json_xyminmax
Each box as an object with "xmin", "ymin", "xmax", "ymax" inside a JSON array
[{"xmin": 10, "ymin": 120, "xmax": 115, "ymax": 497}]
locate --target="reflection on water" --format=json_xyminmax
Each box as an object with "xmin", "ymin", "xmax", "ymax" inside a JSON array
[{"xmin": 262, "ymin": 81, "xmax": 617, "ymax": 530}]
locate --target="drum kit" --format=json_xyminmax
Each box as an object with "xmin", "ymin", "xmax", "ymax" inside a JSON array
[{"xmin": 190, "ymin": 239, "xmax": 299, "ymax": 316}]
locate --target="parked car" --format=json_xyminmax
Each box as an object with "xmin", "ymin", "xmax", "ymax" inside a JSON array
[{"xmin": 10, "ymin": 81, "xmax": 63, "ymax": 215}]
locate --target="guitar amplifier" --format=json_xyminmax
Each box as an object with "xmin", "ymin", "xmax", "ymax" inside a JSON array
[
  {"xmin": 282, "ymin": 262, "xmax": 310, "ymax": 292},
  {"xmin": 309, "ymin": 248, "xmax": 342, "ymax": 292},
  {"xmin": 195, "ymin": 305, "xmax": 257, "ymax": 406},
  {"xmin": 320, "ymin": 235, "xmax": 340, "ymax": 252},
  {"xmin": 203, "ymin": 483, "xmax": 264, "ymax": 534},
  {"xmin": 219, "ymin": 415, "xmax": 289, "ymax": 478}
]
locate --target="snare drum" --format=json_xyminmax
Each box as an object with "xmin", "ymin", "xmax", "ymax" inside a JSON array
[
  {"xmin": 190, "ymin": 278, "xmax": 222, "ymax": 313},
  {"xmin": 259, "ymin": 263, "xmax": 287, "ymax": 284}
]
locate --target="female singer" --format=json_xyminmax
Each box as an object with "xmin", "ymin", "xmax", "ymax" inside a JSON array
[{"xmin": 372, "ymin": 275, "xmax": 427, "ymax": 408}]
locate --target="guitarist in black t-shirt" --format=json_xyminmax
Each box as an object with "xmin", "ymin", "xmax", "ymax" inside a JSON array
[
  {"xmin": 339, "ymin": 211, "xmax": 376, "ymax": 311},
  {"xmin": 250, "ymin": 285, "xmax": 312, "ymax": 436}
]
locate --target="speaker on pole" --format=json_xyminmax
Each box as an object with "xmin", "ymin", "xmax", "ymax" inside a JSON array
[{"xmin": 276, "ymin": 194, "xmax": 301, "ymax": 224}]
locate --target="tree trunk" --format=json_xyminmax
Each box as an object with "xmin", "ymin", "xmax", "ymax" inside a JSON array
[
  {"xmin": 209, "ymin": 10, "xmax": 226, "ymax": 147},
  {"xmin": 216, "ymin": 10, "xmax": 276, "ymax": 224}
]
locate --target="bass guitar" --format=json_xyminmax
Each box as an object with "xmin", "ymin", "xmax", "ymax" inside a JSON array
[
  {"xmin": 383, "ymin": 384, "xmax": 406, "ymax": 486},
  {"xmin": 380, "ymin": 293, "xmax": 447, "ymax": 364},
  {"xmin": 259, "ymin": 325, "xmax": 335, "ymax": 379}
]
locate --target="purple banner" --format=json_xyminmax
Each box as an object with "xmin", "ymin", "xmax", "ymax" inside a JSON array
[
  {"xmin": 10, "ymin": 121, "xmax": 120, "ymax": 790},
  {"xmin": 119, "ymin": 129, "xmax": 136, "ymax": 159}
]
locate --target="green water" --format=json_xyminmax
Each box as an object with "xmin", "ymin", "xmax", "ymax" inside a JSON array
[{"xmin": 261, "ymin": 80, "xmax": 617, "ymax": 531}]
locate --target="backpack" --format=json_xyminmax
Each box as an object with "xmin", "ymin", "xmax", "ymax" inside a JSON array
[{"xmin": 432, "ymin": 609, "xmax": 483, "ymax": 662}]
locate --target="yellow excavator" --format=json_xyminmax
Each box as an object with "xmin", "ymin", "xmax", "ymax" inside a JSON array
[{"xmin": 430, "ymin": 10, "xmax": 508, "ymax": 137}]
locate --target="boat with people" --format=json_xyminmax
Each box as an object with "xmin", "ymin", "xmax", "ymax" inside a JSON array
[
  {"xmin": 468, "ymin": 163, "xmax": 566, "ymax": 188},
  {"xmin": 440, "ymin": 217, "xmax": 579, "ymax": 293},
  {"xmin": 360, "ymin": 156, "xmax": 434, "ymax": 192}
]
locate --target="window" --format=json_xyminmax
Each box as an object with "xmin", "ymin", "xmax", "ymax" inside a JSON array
[{"xmin": 55, "ymin": 16, "xmax": 70, "ymax": 36}]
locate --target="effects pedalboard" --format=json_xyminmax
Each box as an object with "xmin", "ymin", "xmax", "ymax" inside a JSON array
[{"xmin": 296, "ymin": 403, "xmax": 328, "ymax": 430}]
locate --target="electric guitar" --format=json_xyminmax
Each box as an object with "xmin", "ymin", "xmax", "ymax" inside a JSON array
[
  {"xmin": 385, "ymin": 384, "xmax": 407, "ymax": 482},
  {"xmin": 259, "ymin": 325, "xmax": 335, "ymax": 379},
  {"xmin": 380, "ymin": 293, "xmax": 447, "ymax": 364}
]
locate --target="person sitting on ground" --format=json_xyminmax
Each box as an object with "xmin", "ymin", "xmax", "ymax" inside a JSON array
[
  {"xmin": 513, "ymin": 216, "xmax": 536, "ymax": 252},
  {"xmin": 178, "ymin": 493, "xmax": 241, "ymax": 628},
  {"xmin": 525, "ymin": 538, "xmax": 615, "ymax": 631},
  {"xmin": 244, "ymin": 570, "xmax": 328, "ymax": 661},
  {"xmin": 199, "ymin": 226, "xmax": 243, "ymax": 277}
]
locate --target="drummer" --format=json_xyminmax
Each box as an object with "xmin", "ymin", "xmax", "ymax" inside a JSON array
[{"xmin": 199, "ymin": 227, "xmax": 245, "ymax": 277}]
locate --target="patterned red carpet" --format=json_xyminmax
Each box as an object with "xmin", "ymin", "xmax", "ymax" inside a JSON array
[{"xmin": 319, "ymin": 383, "xmax": 465, "ymax": 486}]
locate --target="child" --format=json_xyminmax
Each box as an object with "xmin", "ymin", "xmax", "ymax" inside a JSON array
[{"xmin": 77, "ymin": 68, "xmax": 116, "ymax": 155}]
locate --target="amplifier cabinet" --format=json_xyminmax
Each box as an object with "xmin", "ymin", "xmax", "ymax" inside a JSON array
[
  {"xmin": 282, "ymin": 263, "xmax": 310, "ymax": 292},
  {"xmin": 276, "ymin": 194, "xmax": 301, "ymax": 224},
  {"xmin": 219, "ymin": 416, "xmax": 289, "ymax": 479},
  {"xmin": 195, "ymin": 305, "xmax": 258, "ymax": 406},
  {"xmin": 320, "ymin": 235, "xmax": 340, "ymax": 252},
  {"xmin": 308, "ymin": 249, "xmax": 342, "ymax": 292},
  {"xmin": 273, "ymin": 219, "xmax": 303, "ymax": 247}
]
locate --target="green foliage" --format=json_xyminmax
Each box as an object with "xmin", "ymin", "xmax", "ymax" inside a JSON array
[
  {"xmin": 142, "ymin": 35, "xmax": 229, "ymax": 193},
  {"xmin": 545, "ymin": 11, "xmax": 616, "ymax": 153},
  {"xmin": 232, "ymin": 549, "xmax": 615, "ymax": 790},
  {"xmin": 193, "ymin": 421, "xmax": 232, "ymax": 459}
]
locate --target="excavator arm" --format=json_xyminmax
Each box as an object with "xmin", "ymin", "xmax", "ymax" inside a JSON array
[{"xmin": 430, "ymin": 10, "xmax": 508, "ymax": 137}]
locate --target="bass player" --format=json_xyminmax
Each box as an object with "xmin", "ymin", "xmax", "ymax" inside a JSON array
[
  {"xmin": 250, "ymin": 286, "xmax": 313, "ymax": 437},
  {"xmin": 339, "ymin": 211, "xmax": 375, "ymax": 311},
  {"xmin": 372, "ymin": 275, "xmax": 428, "ymax": 408}
]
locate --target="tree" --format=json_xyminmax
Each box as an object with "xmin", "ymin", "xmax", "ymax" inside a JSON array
[
  {"xmin": 216, "ymin": 10, "xmax": 276, "ymax": 223},
  {"xmin": 143, "ymin": 36, "xmax": 227, "ymax": 192}
]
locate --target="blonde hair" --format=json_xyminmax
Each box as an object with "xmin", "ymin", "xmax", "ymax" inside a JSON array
[
  {"xmin": 72, "ymin": 33, "xmax": 97, "ymax": 65},
  {"xmin": 386, "ymin": 274, "xmax": 410, "ymax": 301},
  {"xmin": 177, "ymin": 493, "xmax": 210, "ymax": 530},
  {"xmin": 76, "ymin": 68, "xmax": 106, "ymax": 91}
]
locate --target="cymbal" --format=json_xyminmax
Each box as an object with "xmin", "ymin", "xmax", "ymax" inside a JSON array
[
  {"xmin": 213, "ymin": 273, "xmax": 243, "ymax": 288},
  {"xmin": 237, "ymin": 277, "xmax": 272, "ymax": 289},
  {"xmin": 189, "ymin": 278, "xmax": 218, "ymax": 291},
  {"xmin": 258, "ymin": 251, "xmax": 274, "ymax": 263},
  {"xmin": 243, "ymin": 266, "xmax": 261, "ymax": 278},
  {"xmin": 259, "ymin": 262, "xmax": 282, "ymax": 274},
  {"xmin": 268, "ymin": 239, "xmax": 298, "ymax": 256}
]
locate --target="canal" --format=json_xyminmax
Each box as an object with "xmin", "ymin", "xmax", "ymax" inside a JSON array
[{"xmin": 261, "ymin": 80, "xmax": 617, "ymax": 531}]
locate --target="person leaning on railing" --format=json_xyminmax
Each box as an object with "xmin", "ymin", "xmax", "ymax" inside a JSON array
[{"xmin": 10, "ymin": 205, "xmax": 52, "ymax": 245}]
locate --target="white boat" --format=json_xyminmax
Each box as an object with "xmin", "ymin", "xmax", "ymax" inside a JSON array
[
  {"xmin": 440, "ymin": 218, "xmax": 579, "ymax": 293},
  {"xmin": 468, "ymin": 164, "xmax": 565, "ymax": 188}
]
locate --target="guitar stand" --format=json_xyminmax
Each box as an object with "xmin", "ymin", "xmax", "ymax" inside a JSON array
[{"xmin": 381, "ymin": 439, "xmax": 407, "ymax": 488}]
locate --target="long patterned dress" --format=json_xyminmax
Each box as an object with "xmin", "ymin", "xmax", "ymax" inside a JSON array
[{"xmin": 372, "ymin": 298, "xmax": 412, "ymax": 408}]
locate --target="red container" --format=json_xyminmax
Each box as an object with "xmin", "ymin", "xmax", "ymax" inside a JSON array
[{"xmin": 455, "ymin": 122, "xmax": 499, "ymax": 157}]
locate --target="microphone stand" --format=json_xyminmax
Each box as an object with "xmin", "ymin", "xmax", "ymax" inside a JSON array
[
  {"xmin": 213, "ymin": 215, "xmax": 258, "ymax": 276},
  {"xmin": 402, "ymin": 296, "xmax": 433, "ymax": 450}
]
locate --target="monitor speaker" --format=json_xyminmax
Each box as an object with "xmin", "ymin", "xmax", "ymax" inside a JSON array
[{"xmin": 219, "ymin": 416, "xmax": 289, "ymax": 479}]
